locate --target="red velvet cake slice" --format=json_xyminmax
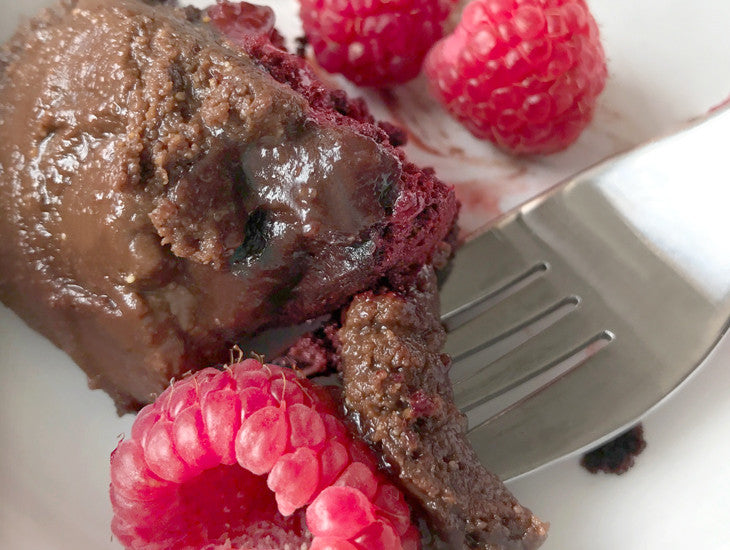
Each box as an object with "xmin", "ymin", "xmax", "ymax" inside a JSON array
[{"xmin": 0, "ymin": 0, "xmax": 457, "ymax": 412}]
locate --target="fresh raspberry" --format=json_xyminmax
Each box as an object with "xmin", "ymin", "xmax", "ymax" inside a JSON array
[
  {"xmin": 299, "ymin": 0, "xmax": 456, "ymax": 87},
  {"xmin": 425, "ymin": 0, "xmax": 607, "ymax": 154},
  {"xmin": 110, "ymin": 360, "xmax": 417, "ymax": 549}
]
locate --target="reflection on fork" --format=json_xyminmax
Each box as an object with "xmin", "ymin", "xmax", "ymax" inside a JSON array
[{"xmin": 440, "ymin": 108, "xmax": 730, "ymax": 480}]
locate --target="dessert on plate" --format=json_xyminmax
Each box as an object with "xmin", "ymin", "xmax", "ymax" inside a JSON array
[
  {"xmin": 0, "ymin": 0, "xmax": 456, "ymax": 412},
  {"xmin": 0, "ymin": 0, "xmax": 547, "ymax": 547}
]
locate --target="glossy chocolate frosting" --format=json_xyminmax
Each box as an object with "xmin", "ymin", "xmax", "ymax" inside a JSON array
[{"xmin": 0, "ymin": 0, "xmax": 407, "ymax": 410}]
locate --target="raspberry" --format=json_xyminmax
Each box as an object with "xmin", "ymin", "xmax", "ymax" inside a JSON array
[
  {"xmin": 299, "ymin": 0, "xmax": 456, "ymax": 87},
  {"xmin": 110, "ymin": 360, "xmax": 418, "ymax": 549},
  {"xmin": 425, "ymin": 0, "xmax": 607, "ymax": 154}
]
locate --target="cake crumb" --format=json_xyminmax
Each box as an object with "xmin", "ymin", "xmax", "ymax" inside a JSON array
[{"xmin": 581, "ymin": 424, "xmax": 647, "ymax": 475}]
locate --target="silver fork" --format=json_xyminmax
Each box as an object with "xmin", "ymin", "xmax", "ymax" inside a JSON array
[{"xmin": 440, "ymin": 107, "xmax": 730, "ymax": 480}]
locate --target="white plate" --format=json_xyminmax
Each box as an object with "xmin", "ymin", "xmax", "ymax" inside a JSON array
[{"xmin": 1, "ymin": 1, "xmax": 730, "ymax": 548}]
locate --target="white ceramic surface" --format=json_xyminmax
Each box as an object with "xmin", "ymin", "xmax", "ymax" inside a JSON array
[{"xmin": 1, "ymin": 1, "xmax": 729, "ymax": 548}]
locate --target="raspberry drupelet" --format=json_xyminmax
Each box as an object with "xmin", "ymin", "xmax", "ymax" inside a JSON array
[
  {"xmin": 425, "ymin": 0, "xmax": 607, "ymax": 154},
  {"xmin": 110, "ymin": 360, "xmax": 419, "ymax": 549}
]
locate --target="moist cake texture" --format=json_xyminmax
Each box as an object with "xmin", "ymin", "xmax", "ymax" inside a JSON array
[
  {"xmin": 0, "ymin": 0, "xmax": 457, "ymax": 411},
  {"xmin": 338, "ymin": 266, "xmax": 548, "ymax": 549}
]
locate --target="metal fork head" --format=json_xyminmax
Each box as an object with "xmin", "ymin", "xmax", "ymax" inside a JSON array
[{"xmin": 440, "ymin": 109, "xmax": 730, "ymax": 480}]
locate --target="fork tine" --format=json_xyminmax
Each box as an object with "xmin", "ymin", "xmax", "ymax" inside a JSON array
[
  {"xmin": 442, "ymin": 261, "xmax": 548, "ymax": 332},
  {"xmin": 449, "ymin": 296, "xmax": 578, "ymax": 386},
  {"xmin": 442, "ymin": 109, "xmax": 730, "ymax": 480},
  {"xmin": 466, "ymin": 327, "xmax": 657, "ymax": 479},
  {"xmin": 452, "ymin": 301, "xmax": 607, "ymax": 414},
  {"xmin": 440, "ymin": 227, "xmax": 538, "ymax": 330},
  {"xmin": 444, "ymin": 275, "xmax": 562, "ymax": 371}
]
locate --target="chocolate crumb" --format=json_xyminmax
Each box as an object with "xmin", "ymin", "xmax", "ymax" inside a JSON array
[
  {"xmin": 581, "ymin": 424, "xmax": 647, "ymax": 475},
  {"xmin": 275, "ymin": 322, "xmax": 341, "ymax": 376}
]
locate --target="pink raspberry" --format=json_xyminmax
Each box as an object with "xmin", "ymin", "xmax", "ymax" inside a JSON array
[
  {"xmin": 425, "ymin": 0, "xmax": 607, "ymax": 154},
  {"xmin": 299, "ymin": 0, "xmax": 456, "ymax": 87},
  {"xmin": 110, "ymin": 360, "xmax": 418, "ymax": 549}
]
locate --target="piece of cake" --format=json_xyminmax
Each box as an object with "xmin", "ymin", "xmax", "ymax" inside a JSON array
[
  {"xmin": 0, "ymin": 0, "xmax": 457, "ymax": 412},
  {"xmin": 338, "ymin": 266, "xmax": 548, "ymax": 549}
]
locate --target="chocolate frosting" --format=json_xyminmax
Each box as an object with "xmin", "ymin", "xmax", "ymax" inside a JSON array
[{"xmin": 0, "ymin": 0, "xmax": 401, "ymax": 410}]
